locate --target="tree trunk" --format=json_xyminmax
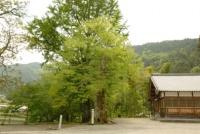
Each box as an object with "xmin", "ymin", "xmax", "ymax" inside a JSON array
[
  {"xmin": 95, "ymin": 89, "xmax": 107, "ymax": 123},
  {"xmin": 81, "ymin": 99, "xmax": 92, "ymax": 123}
]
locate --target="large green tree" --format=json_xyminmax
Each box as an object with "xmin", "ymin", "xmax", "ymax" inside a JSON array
[
  {"xmin": 51, "ymin": 17, "xmax": 134, "ymax": 123},
  {"xmin": 24, "ymin": 0, "xmax": 148, "ymax": 123},
  {"xmin": 11, "ymin": 17, "xmax": 137, "ymax": 123},
  {"xmin": 26, "ymin": 0, "xmax": 128, "ymax": 123},
  {"xmin": 27, "ymin": 0, "xmax": 125, "ymax": 62}
]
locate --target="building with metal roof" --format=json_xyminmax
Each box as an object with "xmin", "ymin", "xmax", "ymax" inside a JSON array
[{"xmin": 150, "ymin": 74, "xmax": 200, "ymax": 118}]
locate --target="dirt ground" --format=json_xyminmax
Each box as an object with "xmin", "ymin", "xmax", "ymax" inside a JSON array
[{"xmin": 1, "ymin": 118, "xmax": 200, "ymax": 134}]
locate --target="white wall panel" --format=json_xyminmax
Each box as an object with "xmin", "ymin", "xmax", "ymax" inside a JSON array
[
  {"xmin": 165, "ymin": 92, "xmax": 178, "ymax": 96},
  {"xmin": 179, "ymin": 91, "xmax": 192, "ymax": 97},
  {"xmin": 193, "ymin": 92, "xmax": 200, "ymax": 96}
]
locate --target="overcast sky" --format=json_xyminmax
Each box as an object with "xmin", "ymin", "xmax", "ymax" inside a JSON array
[{"xmin": 15, "ymin": 0, "xmax": 200, "ymax": 63}]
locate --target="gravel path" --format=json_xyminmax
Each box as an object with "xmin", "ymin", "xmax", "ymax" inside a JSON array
[{"xmin": 1, "ymin": 118, "xmax": 200, "ymax": 134}]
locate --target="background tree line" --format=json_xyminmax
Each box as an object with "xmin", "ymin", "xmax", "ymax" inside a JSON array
[{"xmin": 135, "ymin": 38, "xmax": 200, "ymax": 73}]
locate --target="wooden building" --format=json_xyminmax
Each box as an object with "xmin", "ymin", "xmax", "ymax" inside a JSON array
[{"xmin": 150, "ymin": 74, "xmax": 200, "ymax": 118}]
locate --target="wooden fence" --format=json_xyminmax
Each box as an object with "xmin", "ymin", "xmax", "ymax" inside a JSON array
[{"xmin": 0, "ymin": 112, "xmax": 26, "ymax": 125}]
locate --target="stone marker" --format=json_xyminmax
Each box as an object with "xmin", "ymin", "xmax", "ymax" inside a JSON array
[
  {"xmin": 58, "ymin": 114, "xmax": 63, "ymax": 129},
  {"xmin": 91, "ymin": 109, "xmax": 94, "ymax": 125}
]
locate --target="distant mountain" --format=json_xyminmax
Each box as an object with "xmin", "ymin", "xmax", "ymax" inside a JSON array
[
  {"xmin": 134, "ymin": 38, "xmax": 200, "ymax": 73},
  {"xmin": 6, "ymin": 62, "xmax": 42, "ymax": 83},
  {"xmin": 0, "ymin": 62, "xmax": 42, "ymax": 95},
  {"xmin": 134, "ymin": 38, "xmax": 198, "ymax": 54}
]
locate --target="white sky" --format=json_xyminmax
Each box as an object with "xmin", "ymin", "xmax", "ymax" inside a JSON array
[{"xmin": 15, "ymin": 0, "xmax": 200, "ymax": 63}]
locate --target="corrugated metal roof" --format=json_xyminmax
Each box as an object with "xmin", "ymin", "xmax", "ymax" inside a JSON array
[{"xmin": 151, "ymin": 75, "xmax": 200, "ymax": 91}]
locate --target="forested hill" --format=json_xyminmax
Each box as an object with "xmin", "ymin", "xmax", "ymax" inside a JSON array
[
  {"xmin": 135, "ymin": 38, "xmax": 198, "ymax": 54},
  {"xmin": 134, "ymin": 38, "xmax": 200, "ymax": 73},
  {"xmin": 6, "ymin": 62, "xmax": 41, "ymax": 83},
  {"xmin": 0, "ymin": 62, "xmax": 41, "ymax": 95}
]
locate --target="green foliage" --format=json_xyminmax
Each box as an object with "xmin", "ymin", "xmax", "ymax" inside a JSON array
[
  {"xmin": 50, "ymin": 17, "xmax": 144, "ymax": 122},
  {"xmin": 159, "ymin": 62, "xmax": 171, "ymax": 73},
  {"xmin": 11, "ymin": 17, "xmax": 148, "ymax": 123},
  {"xmin": 198, "ymin": 36, "xmax": 200, "ymax": 49},
  {"xmin": 191, "ymin": 66, "xmax": 200, "ymax": 73},
  {"xmin": 27, "ymin": 0, "xmax": 125, "ymax": 62},
  {"xmin": 111, "ymin": 61, "xmax": 149, "ymax": 117},
  {"xmin": 135, "ymin": 38, "xmax": 200, "ymax": 73},
  {"xmin": 9, "ymin": 82, "xmax": 53, "ymax": 122}
]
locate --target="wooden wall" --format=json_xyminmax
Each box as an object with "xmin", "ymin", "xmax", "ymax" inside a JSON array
[{"xmin": 159, "ymin": 96, "xmax": 200, "ymax": 118}]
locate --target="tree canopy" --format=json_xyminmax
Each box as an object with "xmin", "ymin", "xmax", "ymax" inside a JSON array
[{"xmin": 27, "ymin": 0, "xmax": 126, "ymax": 62}]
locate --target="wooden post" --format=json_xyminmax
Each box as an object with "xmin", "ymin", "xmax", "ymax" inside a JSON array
[
  {"xmin": 58, "ymin": 115, "xmax": 63, "ymax": 130},
  {"xmin": 192, "ymin": 91, "xmax": 195, "ymax": 117},
  {"xmin": 91, "ymin": 109, "xmax": 94, "ymax": 125},
  {"xmin": 177, "ymin": 91, "xmax": 180, "ymax": 116}
]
